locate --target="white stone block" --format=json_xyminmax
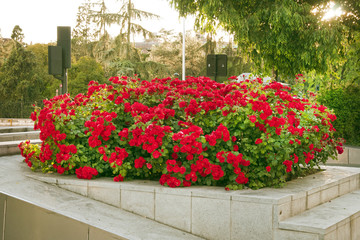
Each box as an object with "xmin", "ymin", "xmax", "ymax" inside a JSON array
[
  {"xmin": 275, "ymin": 201, "xmax": 291, "ymax": 223},
  {"xmin": 338, "ymin": 180, "xmax": 350, "ymax": 196},
  {"xmin": 57, "ymin": 178, "xmax": 88, "ymax": 196},
  {"xmin": 121, "ymin": 189, "xmax": 155, "ymax": 219},
  {"xmin": 307, "ymin": 191, "xmax": 321, "ymax": 209},
  {"xmin": 274, "ymin": 229, "xmax": 319, "ymax": 240},
  {"xmin": 349, "ymin": 147, "xmax": 360, "ymax": 165},
  {"xmin": 337, "ymin": 218, "xmax": 350, "ymax": 240},
  {"xmin": 191, "ymin": 196, "xmax": 230, "ymax": 240},
  {"xmin": 351, "ymin": 214, "xmax": 360, "ymax": 240},
  {"xmin": 320, "ymin": 185, "xmax": 338, "ymax": 203},
  {"xmin": 324, "ymin": 230, "xmax": 337, "ymax": 240},
  {"xmin": 154, "ymin": 192, "xmax": 191, "ymax": 232},
  {"xmin": 88, "ymin": 180, "xmax": 121, "ymax": 207},
  {"xmin": 231, "ymin": 201, "xmax": 272, "ymax": 240}
]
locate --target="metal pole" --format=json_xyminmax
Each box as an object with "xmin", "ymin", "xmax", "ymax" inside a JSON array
[
  {"xmin": 182, "ymin": 17, "xmax": 185, "ymax": 81},
  {"xmin": 63, "ymin": 68, "xmax": 68, "ymax": 94}
]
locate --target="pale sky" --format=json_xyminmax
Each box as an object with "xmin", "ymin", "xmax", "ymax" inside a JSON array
[{"xmin": 0, "ymin": 0, "xmax": 195, "ymax": 44}]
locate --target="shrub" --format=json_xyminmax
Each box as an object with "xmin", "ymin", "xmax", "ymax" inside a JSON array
[
  {"xmin": 318, "ymin": 86, "xmax": 360, "ymax": 146},
  {"xmin": 19, "ymin": 75, "xmax": 344, "ymax": 190}
]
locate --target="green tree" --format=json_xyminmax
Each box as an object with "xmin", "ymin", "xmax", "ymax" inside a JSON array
[
  {"xmin": 117, "ymin": 0, "xmax": 159, "ymax": 59},
  {"xmin": 150, "ymin": 32, "xmax": 206, "ymax": 77},
  {"xmin": 171, "ymin": 0, "xmax": 345, "ymax": 78},
  {"xmin": 26, "ymin": 44, "xmax": 59, "ymax": 98},
  {"xmin": 11, "ymin": 25, "xmax": 25, "ymax": 44},
  {"xmin": 0, "ymin": 45, "xmax": 44, "ymax": 117},
  {"xmin": 68, "ymin": 56, "xmax": 106, "ymax": 95},
  {"xmin": 0, "ymin": 37, "xmax": 14, "ymax": 67},
  {"xmin": 72, "ymin": 0, "xmax": 96, "ymax": 60}
]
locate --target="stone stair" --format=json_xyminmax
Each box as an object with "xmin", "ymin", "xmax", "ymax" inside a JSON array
[
  {"xmin": 277, "ymin": 190, "xmax": 360, "ymax": 239},
  {"xmin": 0, "ymin": 126, "xmax": 41, "ymax": 156}
]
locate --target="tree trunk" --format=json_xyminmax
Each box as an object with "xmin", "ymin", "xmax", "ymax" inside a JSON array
[{"xmin": 126, "ymin": 0, "xmax": 131, "ymax": 59}]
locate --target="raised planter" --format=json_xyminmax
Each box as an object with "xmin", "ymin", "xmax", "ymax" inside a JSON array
[{"xmin": 27, "ymin": 165, "xmax": 360, "ymax": 240}]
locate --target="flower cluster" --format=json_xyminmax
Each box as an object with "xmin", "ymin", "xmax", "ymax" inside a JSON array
[{"xmin": 75, "ymin": 166, "xmax": 98, "ymax": 179}]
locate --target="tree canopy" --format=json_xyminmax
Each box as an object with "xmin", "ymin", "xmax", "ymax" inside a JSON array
[{"xmin": 170, "ymin": 0, "xmax": 351, "ymax": 78}]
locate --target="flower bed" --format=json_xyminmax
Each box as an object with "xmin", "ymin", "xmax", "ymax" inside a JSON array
[{"xmin": 19, "ymin": 75, "xmax": 344, "ymax": 190}]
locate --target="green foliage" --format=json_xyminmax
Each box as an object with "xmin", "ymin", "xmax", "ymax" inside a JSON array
[
  {"xmin": 0, "ymin": 44, "xmax": 48, "ymax": 117},
  {"xmin": 171, "ymin": 0, "xmax": 345, "ymax": 77},
  {"xmin": 318, "ymin": 86, "xmax": 360, "ymax": 146},
  {"xmin": 150, "ymin": 33, "xmax": 206, "ymax": 77},
  {"xmin": 68, "ymin": 56, "xmax": 106, "ymax": 95}
]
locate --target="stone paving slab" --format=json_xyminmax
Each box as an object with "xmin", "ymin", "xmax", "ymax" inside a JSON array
[{"xmin": 0, "ymin": 155, "xmax": 204, "ymax": 240}]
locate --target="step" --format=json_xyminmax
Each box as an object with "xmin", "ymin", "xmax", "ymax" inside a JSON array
[
  {"xmin": 0, "ymin": 131, "xmax": 40, "ymax": 142},
  {"xmin": 0, "ymin": 139, "xmax": 42, "ymax": 156},
  {"xmin": 277, "ymin": 190, "xmax": 360, "ymax": 240},
  {"xmin": 0, "ymin": 118, "xmax": 33, "ymax": 126},
  {"xmin": 0, "ymin": 126, "xmax": 34, "ymax": 133}
]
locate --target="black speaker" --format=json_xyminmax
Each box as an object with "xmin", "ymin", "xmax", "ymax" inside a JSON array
[
  {"xmin": 57, "ymin": 26, "xmax": 71, "ymax": 68},
  {"xmin": 206, "ymin": 54, "xmax": 216, "ymax": 76},
  {"xmin": 216, "ymin": 54, "xmax": 227, "ymax": 76},
  {"xmin": 48, "ymin": 46, "xmax": 63, "ymax": 75}
]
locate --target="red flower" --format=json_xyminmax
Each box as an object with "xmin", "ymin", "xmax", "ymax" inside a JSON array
[
  {"xmin": 152, "ymin": 150, "xmax": 161, "ymax": 159},
  {"xmin": 179, "ymin": 101, "xmax": 187, "ymax": 108},
  {"xmin": 266, "ymin": 166, "xmax": 271, "ymax": 172},
  {"xmin": 233, "ymin": 145, "xmax": 239, "ymax": 151},
  {"xmin": 75, "ymin": 166, "xmax": 98, "ymax": 180},
  {"xmin": 336, "ymin": 146, "xmax": 344, "ymax": 154},
  {"xmin": 134, "ymin": 157, "xmax": 146, "ymax": 168},
  {"xmin": 173, "ymin": 145, "xmax": 180, "ymax": 152},
  {"xmin": 255, "ymin": 138, "xmax": 262, "ymax": 144},
  {"xmin": 248, "ymin": 115, "xmax": 257, "ymax": 123},
  {"xmin": 114, "ymin": 174, "xmax": 124, "ymax": 182}
]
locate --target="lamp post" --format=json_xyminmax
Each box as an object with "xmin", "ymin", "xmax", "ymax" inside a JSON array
[{"xmin": 182, "ymin": 17, "xmax": 185, "ymax": 81}]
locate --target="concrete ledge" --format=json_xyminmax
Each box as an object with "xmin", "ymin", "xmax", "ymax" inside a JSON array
[
  {"xmin": 26, "ymin": 166, "xmax": 360, "ymax": 240},
  {"xmin": 0, "ymin": 139, "xmax": 42, "ymax": 156}
]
